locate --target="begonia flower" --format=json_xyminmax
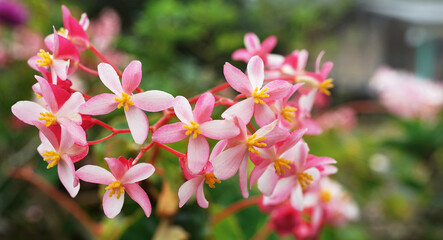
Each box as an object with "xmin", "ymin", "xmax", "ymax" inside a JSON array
[
  {"xmin": 153, "ymin": 93, "xmax": 239, "ymax": 173},
  {"xmin": 222, "ymin": 56, "xmax": 292, "ymax": 126},
  {"xmin": 36, "ymin": 123, "xmax": 88, "ymax": 198},
  {"xmin": 76, "ymin": 157, "xmax": 154, "ymax": 218},
  {"xmin": 80, "ymin": 61, "xmax": 174, "ymax": 144},
  {"xmin": 12, "ymin": 76, "xmax": 86, "ymax": 144},
  {"xmin": 60, "ymin": 5, "xmax": 90, "ymax": 51}
]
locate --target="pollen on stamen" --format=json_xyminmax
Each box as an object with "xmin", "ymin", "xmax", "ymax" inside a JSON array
[
  {"xmin": 274, "ymin": 158, "xmax": 291, "ymax": 175},
  {"xmin": 38, "ymin": 112, "xmax": 56, "ymax": 127},
  {"xmin": 204, "ymin": 173, "xmax": 221, "ymax": 188},
  {"xmin": 251, "ymin": 87, "xmax": 269, "ymax": 104},
  {"xmin": 319, "ymin": 78, "xmax": 334, "ymax": 96},
  {"xmin": 182, "ymin": 120, "xmax": 202, "ymax": 139},
  {"xmin": 105, "ymin": 181, "xmax": 125, "ymax": 199},
  {"xmin": 36, "ymin": 49, "xmax": 52, "ymax": 67},
  {"xmin": 281, "ymin": 107, "xmax": 297, "ymax": 122},
  {"xmin": 114, "ymin": 92, "xmax": 134, "ymax": 111},
  {"xmin": 298, "ymin": 172, "xmax": 313, "ymax": 190},
  {"xmin": 320, "ymin": 190, "xmax": 332, "ymax": 202},
  {"xmin": 247, "ymin": 133, "xmax": 267, "ymax": 155},
  {"xmin": 42, "ymin": 150, "xmax": 60, "ymax": 169}
]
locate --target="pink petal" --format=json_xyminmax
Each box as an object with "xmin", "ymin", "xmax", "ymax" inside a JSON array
[
  {"xmin": 105, "ymin": 157, "xmax": 127, "ymax": 180},
  {"xmin": 98, "ymin": 63, "xmax": 123, "ymax": 95},
  {"xmin": 76, "ymin": 165, "xmax": 115, "ymax": 184},
  {"xmin": 223, "ymin": 62, "xmax": 252, "ymax": 94},
  {"xmin": 35, "ymin": 122, "xmax": 59, "ymax": 150},
  {"xmin": 28, "ymin": 55, "xmax": 42, "ymax": 72},
  {"xmin": 266, "ymin": 54, "xmax": 285, "ymax": 69},
  {"xmin": 297, "ymin": 49, "xmax": 309, "ymax": 71},
  {"xmin": 304, "ymin": 167, "xmax": 320, "ymax": 183},
  {"xmin": 173, "ymin": 96, "xmax": 193, "ymax": 123},
  {"xmin": 221, "ymin": 97, "xmax": 254, "ymax": 124},
  {"xmin": 244, "ymin": 33, "xmax": 260, "ymax": 52},
  {"xmin": 125, "ymin": 183, "xmax": 152, "ymax": 217},
  {"xmin": 305, "ymin": 157, "xmax": 336, "ymax": 170},
  {"xmin": 261, "ymin": 125, "xmax": 290, "ymax": 148},
  {"xmin": 257, "ymin": 165, "xmax": 280, "ymax": 196},
  {"xmin": 44, "ymin": 34, "xmax": 55, "ymax": 52},
  {"xmin": 263, "ymin": 80, "xmax": 292, "ymax": 103},
  {"xmin": 35, "ymin": 76, "xmax": 58, "ymax": 112},
  {"xmin": 66, "ymin": 143, "xmax": 88, "ymax": 163},
  {"xmin": 58, "ymin": 155, "xmax": 80, "ymax": 198},
  {"xmin": 58, "ymin": 121, "xmax": 77, "ymax": 151},
  {"xmin": 103, "ymin": 189, "xmax": 124, "ymax": 218},
  {"xmin": 193, "ymin": 93, "xmax": 214, "ymax": 123},
  {"xmin": 320, "ymin": 165, "xmax": 338, "ymax": 176},
  {"xmin": 265, "ymin": 177, "xmax": 296, "ymax": 205},
  {"xmin": 54, "ymin": 32, "xmax": 79, "ymax": 62},
  {"xmin": 79, "ymin": 93, "xmax": 118, "ymax": 115},
  {"xmin": 132, "ymin": 90, "xmax": 174, "ymax": 112},
  {"xmin": 315, "ymin": 50, "xmax": 324, "ymax": 73},
  {"xmin": 209, "ymin": 140, "xmax": 227, "ymax": 162},
  {"xmin": 56, "ymin": 92, "xmax": 85, "ymax": 121},
  {"xmin": 58, "ymin": 118, "xmax": 86, "ymax": 145},
  {"xmin": 249, "ymin": 162, "xmax": 268, "ymax": 189},
  {"xmin": 301, "ymin": 119, "xmax": 322, "ymax": 135},
  {"xmin": 187, "ymin": 135, "xmax": 209, "ymax": 174},
  {"xmin": 261, "ymin": 36, "xmax": 277, "ymax": 53},
  {"xmin": 199, "ymin": 120, "xmax": 239, "ymax": 140},
  {"xmin": 294, "ymin": 142, "xmax": 309, "ymax": 172},
  {"xmin": 178, "ymin": 177, "xmax": 202, "ymax": 208},
  {"xmin": 299, "ymin": 90, "xmax": 316, "ymax": 112},
  {"xmin": 247, "ymin": 56, "xmax": 265, "ymax": 89},
  {"xmin": 232, "ymin": 49, "xmax": 252, "ymax": 62},
  {"xmin": 196, "ymin": 180, "xmax": 208, "ymax": 208},
  {"xmin": 152, "ymin": 122, "xmax": 187, "ymax": 143},
  {"xmin": 254, "ymin": 103, "xmax": 275, "ymax": 127},
  {"xmin": 125, "ymin": 106, "xmax": 149, "ymax": 144},
  {"xmin": 238, "ymin": 153, "xmax": 249, "ymax": 198},
  {"xmin": 290, "ymin": 184, "xmax": 304, "ymax": 211},
  {"xmin": 276, "ymin": 128, "xmax": 307, "ymax": 156},
  {"xmin": 321, "ymin": 62, "xmax": 333, "ymax": 79},
  {"xmin": 122, "ymin": 60, "xmax": 142, "ymax": 93},
  {"xmin": 52, "ymin": 59, "xmax": 70, "ymax": 81},
  {"xmin": 121, "ymin": 163, "xmax": 155, "ymax": 184},
  {"xmin": 212, "ymin": 144, "xmax": 248, "ymax": 180},
  {"xmin": 11, "ymin": 101, "xmax": 47, "ymax": 125}
]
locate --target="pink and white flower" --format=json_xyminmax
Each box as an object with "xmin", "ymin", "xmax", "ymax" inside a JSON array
[
  {"xmin": 12, "ymin": 76, "xmax": 86, "ymax": 144},
  {"xmin": 153, "ymin": 93, "xmax": 239, "ymax": 174},
  {"xmin": 222, "ymin": 56, "xmax": 292, "ymax": 126},
  {"xmin": 60, "ymin": 5, "xmax": 90, "ymax": 51},
  {"xmin": 79, "ymin": 61, "xmax": 174, "ymax": 144},
  {"xmin": 76, "ymin": 157, "xmax": 155, "ymax": 218}
]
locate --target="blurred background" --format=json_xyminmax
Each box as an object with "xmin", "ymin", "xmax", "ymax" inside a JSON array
[{"xmin": 1, "ymin": 0, "xmax": 443, "ymax": 239}]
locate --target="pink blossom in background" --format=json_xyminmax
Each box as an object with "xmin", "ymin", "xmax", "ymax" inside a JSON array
[
  {"xmin": 315, "ymin": 106, "xmax": 357, "ymax": 132},
  {"xmin": 370, "ymin": 67, "xmax": 443, "ymax": 121}
]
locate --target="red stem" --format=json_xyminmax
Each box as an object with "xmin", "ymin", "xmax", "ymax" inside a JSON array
[
  {"xmin": 154, "ymin": 142, "xmax": 185, "ymax": 158},
  {"xmin": 132, "ymin": 141, "xmax": 155, "ymax": 165},
  {"xmin": 264, "ymin": 76, "xmax": 293, "ymax": 82},
  {"xmin": 87, "ymin": 129, "xmax": 131, "ymax": 145},
  {"xmin": 90, "ymin": 118, "xmax": 114, "ymax": 131},
  {"xmin": 89, "ymin": 45, "xmax": 122, "ymax": 77},
  {"xmin": 247, "ymin": 123, "xmax": 257, "ymax": 132},
  {"xmin": 78, "ymin": 63, "xmax": 99, "ymax": 75},
  {"xmin": 211, "ymin": 196, "xmax": 260, "ymax": 225},
  {"xmin": 188, "ymin": 83, "xmax": 231, "ymax": 104}
]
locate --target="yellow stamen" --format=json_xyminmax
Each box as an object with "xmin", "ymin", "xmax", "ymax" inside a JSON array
[
  {"xmin": 35, "ymin": 92, "xmax": 42, "ymax": 98},
  {"xmin": 105, "ymin": 181, "xmax": 125, "ymax": 199},
  {"xmin": 42, "ymin": 150, "xmax": 60, "ymax": 169},
  {"xmin": 114, "ymin": 92, "xmax": 134, "ymax": 111},
  {"xmin": 274, "ymin": 158, "xmax": 291, "ymax": 175},
  {"xmin": 319, "ymin": 78, "xmax": 334, "ymax": 96},
  {"xmin": 246, "ymin": 133, "xmax": 266, "ymax": 155},
  {"xmin": 297, "ymin": 172, "xmax": 313, "ymax": 190},
  {"xmin": 251, "ymin": 87, "xmax": 269, "ymax": 104},
  {"xmin": 38, "ymin": 112, "xmax": 56, "ymax": 127},
  {"xmin": 320, "ymin": 190, "xmax": 332, "ymax": 203},
  {"xmin": 36, "ymin": 49, "xmax": 52, "ymax": 67},
  {"xmin": 204, "ymin": 173, "xmax": 221, "ymax": 188},
  {"xmin": 281, "ymin": 107, "xmax": 297, "ymax": 123},
  {"xmin": 182, "ymin": 120, "xmax": 202, "ymax": 139},
  {"xmin": 57, "ymin": 27, "xmax": 66, "ymax": 35}
]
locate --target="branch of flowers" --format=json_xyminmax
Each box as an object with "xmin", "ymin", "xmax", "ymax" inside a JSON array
[
  {"xmin": 9, "ymin": 166, "xmax": 102, "ymax": 236},
  {"xmin": 149, "ymin": 145, "xmax": 160, "ymax": 165},
  {"xmin": 211, "ymin": 196, "xmax": 260, "ymax": 225},
  {"xmin": 132, "ymin": 141, "xmax": 155, "ymax": 165},
  {"xmin": 214, "ymin": 98, "xmax": 235, "ymax": 107},
  {"xmin": 234, "ymin": 93, "xmax": 246, "ymax": 102},
  {"xmin": 154, "ymin": 142, "xmax": 186, "ymax": 158},
  {"xmin": 250, "ymin": 222, "xmax": 272, "ymax": 240},
  {"xmin": 88, "ymin": 44, "xmax": 122, "ymax": 77},
  {"xmin": 78, "ymin": 63, "xmax": 99, "ymax": 75},
  {"xmin": 188, "ymin": 83, "xmax": 231, "ymax": 104},
  {"xmin": 90, "ymin": 118, "xmax": 114, "ymax": 131},
  {"xmin": 87, "ymin": 129, "xmax": 131, "ymax": 145},
  {"xmin": 149, "ymin": 111, "xmax": 173, "ymax": 132}
]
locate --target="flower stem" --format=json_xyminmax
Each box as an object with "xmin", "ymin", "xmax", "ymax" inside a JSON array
[
  {"xmin": 154, "ymin": 142, "xmax": 185, "ymax": 158},
  {"xmin": 211, "ymin": 196, "xmax": 260, "ymax": 225},
  {"xmin": 88, "ymin": 44, "xmax": 122, "ymax": 77},
  {"xmin": 78, "ymin": 63, "xmax": 98, "ymax": 75}
]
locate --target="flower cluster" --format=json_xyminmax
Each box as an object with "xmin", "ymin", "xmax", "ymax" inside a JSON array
[{"xmin": 11, "ymin": 5, "xmax": 358, "ymax": 237}]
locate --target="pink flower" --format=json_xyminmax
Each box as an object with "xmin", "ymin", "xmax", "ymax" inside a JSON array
[
  {"xmin": 261, "ymin": 140, "xmax": 336, "ymax": 211},
  {"xmin": 60, "ymin": 5, "xmax": 90, "ymax": 51},
  {"xmin": 29, "ymin": 28, "xmax": 80, "ymax": 82},
  {"xmin": 80, "ymin": 61, "xmax": 174, "ymax": 144},
  {"xmin": 212, "ymin": 118, "xmax": 289, "ymax": 198},
  {"xmin": 280, "ymin": 49, "xmax": 309, "ymax": 77},
  {"xmin": 178, "ymin": 140, "xmax": 226, "ymax": 208},
  {"xmin": 232, "ymin": 32, "xmax": 283, "ymax": 68},
  {"xmin": 35, "ymin": 123, "xmax": 88, "ymax": 198},
  {"xmin": 12, "ymin": 76, "xmax": 87, "ymax": 145},
  {"xmin": 153, "ymin": 93, "xmax": 239, "ymax": 173},
  {"xmin": 76, "ymin": 157, "xmax": 155, "ymax": 218},
  {"xmin": 222, "ymin": 56, "xmax": 292, "ymax": 126}
]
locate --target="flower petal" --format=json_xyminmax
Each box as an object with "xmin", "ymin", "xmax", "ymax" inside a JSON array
[
  {"xmin": 56, "ymin": 92, "xmax": 85, "ymax": 121},
  {"xmin": 125, "ymin": 183, "xmax": 152, "ymax": 217},
  {"xmin": 276, "ymin": 128, "xmax": 307, "ymax": 156},
  {"xmin": 35, "ymin": 76, "xmax": 59, "ymax": 112},
  {"xmin": 58, "ymin": 118, "xmax": 86, "ymax": 145},
  {"xmin": 121, "ymin": 163, "xmax": 155, "ymax": 184},
  {"xmin": 98, "ymin": 63, "xmax": 123, "ymax": 95},
  {"xmin": 238, "ymin": 153, "xmax": 249, "ymax": 198},
  {"xmin": 290, "ymin": 183, "xmax": 304, "ymax": 211},
  {"xmin": 76, "ymin": 165, "xmax": 115, "ymax": 184},
  {"xmin": 187, "ymin": 135, "xmax": 209, "ymax": 174},
  {"xmin": 58, "ymin": 155, "xmax": 80, "ymax": 198},
  {"xmin": 11, "ymin": 101, "xmax": 48, "ymax": 125},
  {"xmin": 263, "ymin": 80, "xmax": 292, "ymax": 103},
  {"xmin": 79, "ymin": 93, "xmax": 118, "ymax": 115},
  {"xmin": 173, "ymin": 96, "xmax": 193, "ymax": 123},
  {"xmin": 132, "ymin": 90, "xmax": 174, "ymax": 112},
  {"xmin": 221, "ymin": 97, "xmax": 254, "ymax": 124},
  {"xmin": 52, "ymin": 59, "xmax": 70, "ymax": 81},
  {"xmin": 254, "ymin": 103, "xmax": 275, "ymax": 127},
  {"xmin": 257, "ymin": 165, "xmax": 280, "ymax": 196},
  {"xmin": 193, "ymin": 92, "xmax": 214, "ymax": 123},
  {"xmin": 212, "ymin": 144, "xmax": 247, "ymax": 180},
  {"xmin": 152, "ymin": 122, "xmax": 187, "ymax": 143},
  {"xmin": 125, "ymin": 106, "xmax": 149, "ymax": 144},
  {"xmin": 178, "ymin": 177, "xmax": 202, "ymax": 208},
  {"xmin": 244, "ymin": 33, "xmax": 260, "ymax": 52},
  {"xmin": 247, "ymin": 56, "xmax": 264, "ymax": 89},
  {"xmin": 209, "ymin": 140, "xmax": 227, "ymax": 162},
  {"xmin": 105, "ymin": 157, "xmax": 127, "ymax": 180},
  {"xmin": 223, "ymin": 62, "xmax": 252, "ymax": 94},
  {"xmin": 196, "ymin": 180, "xmax": 208, "ymax": 208},
  {"xmin": 232, "ymin": 49, "xmax": 252, "ymax": 62},
  {"xmin": 103, "ymin": 189, "xmax": 124, "ymax": 218},
  {"xmin": 305, "ymin": 156, "xmax": 336, "ymax": 170},
  {"xmin": 266, "ymin": 54, "xmax": 285, "ymax": 69},
  {"xmin": 199, "ymin": 120, "xmax": 239, "ymax": 140},
  {"xmin": 122, "ymin": 60, "xmax": 142, "ymax": 93},
  {"xmin": 249, "ymin": 162, "xmax": 268, "ymax": 189},
  {"xmin": 261, "ymin": 36, "xmax": 277, "ymax": 53}
]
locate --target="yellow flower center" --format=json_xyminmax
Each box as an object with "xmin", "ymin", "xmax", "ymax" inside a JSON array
[
  {"xmin": 274, "ymin": 158, "xmax": 292, "ymax": 175},
  {"xmin": 246, "ymin": 133, "xmax": 266, "ymax": 155},
  {"xmin": 105, "ymin": 181, "xmax": 125, "ymax": 199},
  {"xmin": 251, "ymin": 87, "xmax": 269, "ymax": 104},
  {"xmin": 38, "ymin": 112, "xmax": 57, "ymax": 127},
  {"xmin": 36, "ymin": 49, "xmax": 52, "ymax": 67},
  {"xmin": 281, "ymin": 107, "xmax": 297, "ymax": 123},
  {"xmin": 182, "ymin": 120, "xmax": 202, "ymax": 139},
  {"xmin": 114, "ymin": 92, "xmax": 134, "ymax": 111},
  {"xmin": 298, "ymin": 172, "xmax": 313, "ymax": 190},
  {"xmin": 320, "ymin": 190, "xmax": 332, "ymax": 203},
  {"xmin": 57, "ymin": 27, "xmax": 67, "ymax": 36},
  {"xmin": 204, "ymin": 173, "xmax": 221, "ymax": 188},
  {"xmin": 42, "ymin": 150, "xmax": 60, "ymax": 169},
  {"xmin": 319, "ymin": 78, "xmax": 334, "ymax": 96}
]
